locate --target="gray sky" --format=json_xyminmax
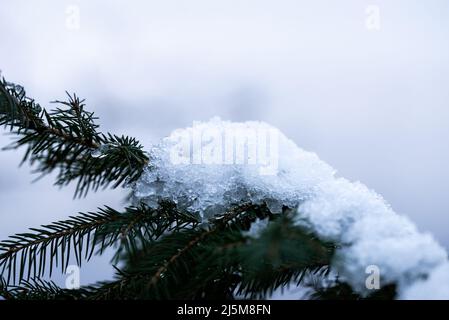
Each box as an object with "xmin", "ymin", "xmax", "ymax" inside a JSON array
[{"xmin": 1, "ymin": 0, "xmax": 448, "ymax": 287}]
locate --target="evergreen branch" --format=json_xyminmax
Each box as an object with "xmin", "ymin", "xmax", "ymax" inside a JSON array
[
  {"xmin": 149, "ymin": 226, "xmax": 213, "ymax": 288},
  {"xmin": 0, "ymin": 76, "xmax": 395, "ymax": 300},
  {"xmin": 0, "ymin": 79, "xmax": 149, "ymax": 197},
  {"xmin": 0, "ymin": 209, "xmax": 115, "ymax": 284},
  {"xmin": 0, "ymin": 80, "xmax": 45, "ymax": 132},
  {"xmin": 1, "ymin": 277, "xmax": 136, "ymax": 300},
  {"xmin": 85, "ymin": 204, "xmax": 336, "ymax": 300},
  {"xmin": 54, "ymin": 133, "xmax": 149, "ymax": 198},
  {"xmin": 0, "ymin": 203, "xmax": 197, "ymax": 285},
  {"xmin": 0, "ymin": 277, "xmax": 14, "ymax": 300},
  {"xmin": 74, "ymin": 204, "xmax": 257, "ymax": 299},
  {"xmin": 146, "ymin": 203, "xmax": 258, "ymax": 288},
  {"xmin": 95, "ymin": 201, "xmax": 199, "ymax": 263},
  {"xmin": 0, "ymin": 278, "xmax": 84, "ymax": 300},
  {"xmin": 173, "ymin": 211, "xmax": 334, "ymax": 299},
  {"xmin": 234, "ymin": 214, "xmax": 334, "ymax": 299},
  {"xmin": 0, "ymin": 203, "xmax": 338, "ymax": 300}
]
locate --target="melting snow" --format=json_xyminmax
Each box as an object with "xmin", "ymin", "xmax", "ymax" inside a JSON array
[{"xmin": 132, "ymin": 118, "xmax": 449, "ymax": 299}]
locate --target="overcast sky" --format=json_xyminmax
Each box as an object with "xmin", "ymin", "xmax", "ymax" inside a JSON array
[{"xmin": 1, "ymin": 0, "xmax": 448, "ymax": 287}]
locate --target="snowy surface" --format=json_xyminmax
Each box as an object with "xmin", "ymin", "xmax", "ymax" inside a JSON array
[
  {"xmin": 298, "ymin": 178, "xmax": 448, "ymax": 297},
  {"xmin": 133, "ymin": 117, "xmax": 335, "ymax": 219},
  {"xmin": 133, "ymin": 118, "xmax": 449, "ymax": 299}
]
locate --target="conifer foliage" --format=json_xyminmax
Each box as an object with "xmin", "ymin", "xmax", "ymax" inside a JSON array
[{"xmin": 0, "ymin": 79, "xmax": 395, "ymax": 300}]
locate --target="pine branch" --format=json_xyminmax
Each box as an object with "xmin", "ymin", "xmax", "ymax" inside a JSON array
[
  {"xmin": 68, "ymin": 204, "xmax": 257, "ymax": 300},
  {"xmin": 0, "ymin": 79, "xmax": 149, "ymax": 197},
  {"xmin": 95, "ymin": 201, "xmax": 199, "ymax": 263},
  {"xmin": 0, "ymin": 81, "xmax": 45, "ymax": 132},
  {"xmin": 83, "ymin": 204, "xmax": 335, "ymax": 300},
  {"xmin": 0, "ymin": 202, "xmax": 338, "ymax": 300},
  {"xmin": 231, "ymin": 214, "xmax": 334, "ymax": 299},
  {"xmin": 146, "ymin": 203, "xmax": 260, "ymax": 289},
  {"xmin": 0, "ymin": 277, "xmax": 14, "ymax": 300},
  {"xmin": 1, "ymin": 77, "xmax": 365, "ymax": 300},
  {"xmin": 0, "ymin": 278, "xmax": 85, "ymax": 300},
  {"xmin": 0, "ymin": 277, "xmax": 119, "ymax": 300},
  {"xmin": 0, "ymin": 203, "xmax": 197, "ymax": 285},
  {"xmin": 182, "ymin": 211, "xmax": 334, "ymax": 299}
]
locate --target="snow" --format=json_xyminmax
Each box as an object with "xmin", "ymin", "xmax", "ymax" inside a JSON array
[
  {"xmin": 400, "ymin": 262, "xmax": 449, "ymax": 300},
  {"xmin": 133, "ymin": 117, "xmax": 334, "ymax": 219},
  {"xmin": 297, "ymin": 178, "xmax": 448, "ymax": 295},
  {"xmin": 243, "ymin": 218, "xmax": 270, "ymax": 239},
  {"xmin": 132, "ymin": 118, "xmax": 449, "ymax": 299}
]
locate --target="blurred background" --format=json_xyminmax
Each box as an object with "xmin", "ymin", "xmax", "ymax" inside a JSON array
[{"xmin": 1, "ymin": 0, "xmax": 448, "ymax": 287}]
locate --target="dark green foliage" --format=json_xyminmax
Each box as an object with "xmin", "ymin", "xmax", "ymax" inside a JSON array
[
  {"xmin": 0, "ymin": 79, "xmax": 148, "ymax": 197},
  {"xmin": 0, "ymin": 278, "xmax": 82, "ymax": 300},
  {"xmin": 0, "ymin": 205, "xmax": 335, "ymax": 300},
  {"xmin": 0, "ymin": 80, "xmax": 44, "ymax": 131},
  {"xmin": 0, "ymin": 203, "xmax": 198, "ymax": 285},
  {"xmin": 0, "ymin": 79, "xmax": 397, "ymax": 300},
  {"xmin": 235, "ymin": 214, "xmax": 334, "ymax": 299}
]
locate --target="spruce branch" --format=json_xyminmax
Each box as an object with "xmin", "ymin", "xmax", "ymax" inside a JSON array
[
  {"xmin": 69, "ymin": 204, "xmax": 259, "ymax": 300},
  {"xmin": 0, "ymin": 278, "xmax": 83, "ymax": 300},
  {"xmin": 0, "ymin": 203, "xmax": 197, "ymax": 285},
  {"xmin": 0, "ymin": 77, "xmax": 359, "ymax": 300},
  {"xmin": 234, "ymin": 213, "xmax": 334, "ymax": 298},
  {"xmin": 84, "ymin": 204, "xmax": 335, "ymax": 300},
  {"xmin": 0, "ymin": 79, "xmax": 149, "ymax": 197}
]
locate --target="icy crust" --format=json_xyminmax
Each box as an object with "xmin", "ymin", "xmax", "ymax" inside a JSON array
[
  {"xmin": 133, "ymin": 118, "xmax": 449, "ymax": 299},
  {"xmin": 133, "ymin": 118, "xmax": 335, "ymax": 219}
]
